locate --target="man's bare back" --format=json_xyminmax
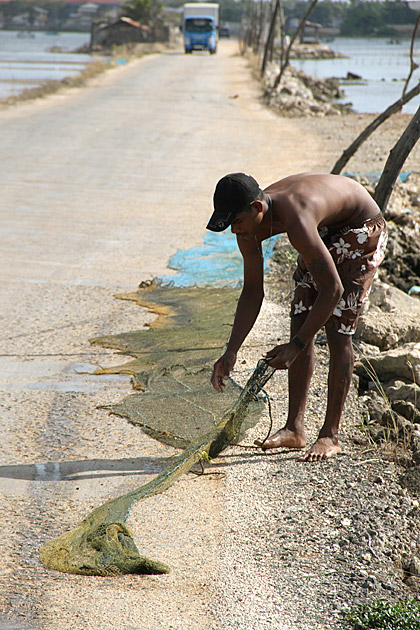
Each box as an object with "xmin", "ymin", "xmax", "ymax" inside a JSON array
[{"xmin": 262, "ymin": 173, "xmax": 381, "ymax": 242}]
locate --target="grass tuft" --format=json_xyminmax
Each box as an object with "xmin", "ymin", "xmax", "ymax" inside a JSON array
[{"xmin": 342, "ymin": 598, "xmax": 420, "ymax": 629}]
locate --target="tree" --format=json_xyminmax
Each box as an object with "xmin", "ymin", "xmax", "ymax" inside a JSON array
[
  {"xmin": 122, "ymin": 0, "xmax": 163, "ymax": 25},
  {"xmin": 290, "ymin": 0, "xmax": 344, "ymax": 26},
  {"xmin": 341, "ymin": 2, "xmax": 384, "ymax": 36},
  {"xmin": 331, "ymin": 82, "xmax": 420, "ymax": 176},
  {"xmin": 382, "ymin": 0, "xmax": 418, "ymax": 25}
]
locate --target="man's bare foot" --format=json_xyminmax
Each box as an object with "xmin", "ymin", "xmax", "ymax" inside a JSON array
[
  {"xmin": 298, "ymin": 436, "xmax": 342, "ymax": 462},
  {"xmin": 254, "ymin": 428, "xmax": 306, "ymax": 451}
]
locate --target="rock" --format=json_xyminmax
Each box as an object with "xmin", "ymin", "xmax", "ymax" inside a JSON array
[
  {"xmin": 369, "ymin": 426, "xmax": 396, "ymax": 443},
  {"xmin": 354, "ymin": 311, "xmax": 420, "ymax": 350},
  {"xmin": 289, "ymin": 42, "xmax": 345, "ymax": 60},
  {"xmin": 407, "ymin": 556, "xmax": 420, "ymax": 577},
  {"xmin": 346, "ymin": 71, "xmax": 362, "ymax": 80},
  {"xmin": 366, "ymin": 278, "xmax": 420, "ymax": 315},
  {"xmin": 385, "ymin": 381, "xmax": 420, "ymax": 409},
  {"xmin": 400, "ymin": 466, "xmax": 420, "ymax": 496},
  {"xmin": 358, "ymin": 343, "xmax": 420, "ymax": 385},
  {"xmin": 379, "ymin": 409, "xmax": 413, "ymax": 435},
  {"xmin": 405, "ymin": 576, "xmax": 420, "ymax": 591},
  {"xmin": 392, "ymin": 400, "xmax": 420, "ymax": 424},
  {"xmin": 263, "ymin": 64, "xmax": 351, "ymax": 118},
  {"xmin": 382, "ymin": 219, "xmax": 420, "ymax": 293},
  {"xmin": 365, "ymin": 394, "xmax": 390, "ymax": 422}
]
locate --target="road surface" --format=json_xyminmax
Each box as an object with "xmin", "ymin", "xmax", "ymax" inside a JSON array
[{"xmin": 0, "ymin": 40, "xmax": 320, "ymax": 629}]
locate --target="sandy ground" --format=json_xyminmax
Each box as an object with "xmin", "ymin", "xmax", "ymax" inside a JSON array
[{"xmin": 1, "ymin": 38, "xmax": 419, "ymax": 630}]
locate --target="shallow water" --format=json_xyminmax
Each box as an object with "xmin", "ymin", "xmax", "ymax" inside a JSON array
[
  {"xmin": 294, "ymin": 36, "xmax": 420, "ymax": 114},
  {"xmin": 0, "ymin": 30, "xmax": 92, "ymax": 98}
]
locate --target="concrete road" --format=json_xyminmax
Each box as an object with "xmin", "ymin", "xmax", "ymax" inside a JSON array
[{"xmin": 0, "ymin": 40, "xmax": 319, "ymax": 629}]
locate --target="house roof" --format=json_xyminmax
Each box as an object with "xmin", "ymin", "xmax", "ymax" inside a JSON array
[{"xmin": 99, "ymin": 16, "xmax": 150, "ymax": 31}]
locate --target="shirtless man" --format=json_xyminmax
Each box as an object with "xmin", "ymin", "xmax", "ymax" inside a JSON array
[{"xmin": 206, "ymin": 172, "xmax": 387, "ymax": 462}]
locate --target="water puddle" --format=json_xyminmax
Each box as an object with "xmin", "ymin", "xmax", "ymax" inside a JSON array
[{"xmin": 0, "ymin": 358, "xmax": 130, "ymax": 393}]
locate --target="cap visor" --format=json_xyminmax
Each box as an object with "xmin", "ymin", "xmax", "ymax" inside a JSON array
[
  {"xmin": 206, "ymin": 210, "xmax": 231, "ymax": 232},
  {"xmin": 206, "ymin": 220, "xmax": 227, "ymax": 232}
]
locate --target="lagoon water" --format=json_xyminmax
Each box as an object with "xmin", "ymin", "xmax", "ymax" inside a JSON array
[
  {"xmin": 295, "ymin": 36, "xmax": 420, "ymax": 114},
  {"xmin": 0, "ymin": 30, "xmax": 91, "ymax": 99}
]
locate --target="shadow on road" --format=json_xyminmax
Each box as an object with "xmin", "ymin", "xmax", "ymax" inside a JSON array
[{"xmin": 0, "ymin": 456, "xmax": 170, "ymax": 481}]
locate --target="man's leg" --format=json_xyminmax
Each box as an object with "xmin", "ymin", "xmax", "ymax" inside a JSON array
[
  {"xmin": 299, "ymin": 324, "xmax": 354, "ymax": 462},
  {"xmin": 255, "ymin": 314, "xmax": 314, "ymax": 450}
]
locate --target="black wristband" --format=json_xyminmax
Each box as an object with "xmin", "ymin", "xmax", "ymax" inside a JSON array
[{"xmin": 292, "ymin": 335, "xmax": 306, "ymax": 350}]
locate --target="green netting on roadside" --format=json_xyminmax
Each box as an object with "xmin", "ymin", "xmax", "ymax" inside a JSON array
[{"xmin": 40, "ymin": 283, "xmax": 275, "ymax": 576}]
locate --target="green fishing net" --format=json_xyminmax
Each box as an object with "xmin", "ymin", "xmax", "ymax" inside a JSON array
[{"xmin": 40, "ymin": 283, "xmax": 275, "ymax": 576}]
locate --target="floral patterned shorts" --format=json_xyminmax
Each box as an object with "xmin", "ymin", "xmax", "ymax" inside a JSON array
[{"xmin": 290, "ymin": 213, "xmax": 388, "ymax": 335}]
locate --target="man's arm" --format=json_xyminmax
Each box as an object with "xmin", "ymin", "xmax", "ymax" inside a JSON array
[
  {"xmin": 265, "ymin": 217, "xmax": 343, "ymax": 370},
  {"xmin": 211, "ymin": 237, "xmax": 265, "ymax": 392},
  {"xmin": 288, "ymin": 219, "xmax": 343, "ymax": 343}
]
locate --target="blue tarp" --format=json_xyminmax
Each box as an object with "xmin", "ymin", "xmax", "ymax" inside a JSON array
[
  {"xmin": 161, "ymin": 231, "xmax": 278, "ymax": 288},
  {"xmin": 343, "ymin": 171, "xmax": 412, "ymax": 183}
]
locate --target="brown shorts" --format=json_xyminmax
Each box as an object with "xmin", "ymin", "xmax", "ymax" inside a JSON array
[{"xmin": 290, "ymin": 213, "xmax": 388, "ymax": 335}]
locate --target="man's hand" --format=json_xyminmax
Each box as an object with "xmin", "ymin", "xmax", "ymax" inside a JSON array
[
  {"xmin": 264, "ymin": 342, "xmax": 300, "ymax": 370},
  {"xmin": 211, "ymin": 349, "xmax": 237, "ymax": 392}
]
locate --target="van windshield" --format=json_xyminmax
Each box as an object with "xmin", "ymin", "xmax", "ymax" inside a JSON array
[{"xmin": 184, "ymin": 18, "xmax": 213, "ymax": 33}]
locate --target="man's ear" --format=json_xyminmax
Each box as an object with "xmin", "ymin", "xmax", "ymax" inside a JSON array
[{"xmin": 251, "ymin": 200, "xmax": 264, "ymax": 215}]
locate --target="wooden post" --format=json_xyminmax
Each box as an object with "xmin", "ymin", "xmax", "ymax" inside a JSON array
[
  {"xmin": 261, "ymin": 0, "xmax": 280, "ymax": 76},
  {"xmin": 273, "ymin": 0, "xmax": 319, "ymax": 89}
]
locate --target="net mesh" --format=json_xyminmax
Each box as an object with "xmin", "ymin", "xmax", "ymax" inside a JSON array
[{"xmin": 40, "ymin": 283, "xmax": 275, "ymax": 576}]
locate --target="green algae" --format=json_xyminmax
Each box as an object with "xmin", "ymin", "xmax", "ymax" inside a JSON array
[
  {"xmin": 40, "ymin": 284, "xmax": 275, "ymax": 576},
  {"xmin": 90, "ymin": 283, "xmax": 241, "ymax": 378}
]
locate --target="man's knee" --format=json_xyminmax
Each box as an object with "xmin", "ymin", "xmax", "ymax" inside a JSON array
[{"xmin": 325, "ymin": 325, "xmax": 354, "ymax": 353}]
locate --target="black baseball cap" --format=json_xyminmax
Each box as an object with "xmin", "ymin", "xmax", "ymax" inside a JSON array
[{"xmin": 206, "ymin": 172, "xmax": 261, "ymax": 232}]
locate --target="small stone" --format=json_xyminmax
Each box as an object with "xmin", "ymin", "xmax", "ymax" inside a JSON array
[
  {"xmin": 408, "ymin": 556, "xmax": 420, "ymax": 577},
  {"xmin": 341, "ymin": 517, "xmax": 351, "ymax": 527},
  {"xmin": 362, "ymin": 576, "xmax": 377, "ymax": 590}
]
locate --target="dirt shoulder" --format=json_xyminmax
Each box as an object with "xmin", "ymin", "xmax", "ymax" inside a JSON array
[{"xmin": 207, "ymin": 61, "xmax": 420, "ymax": 629}]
